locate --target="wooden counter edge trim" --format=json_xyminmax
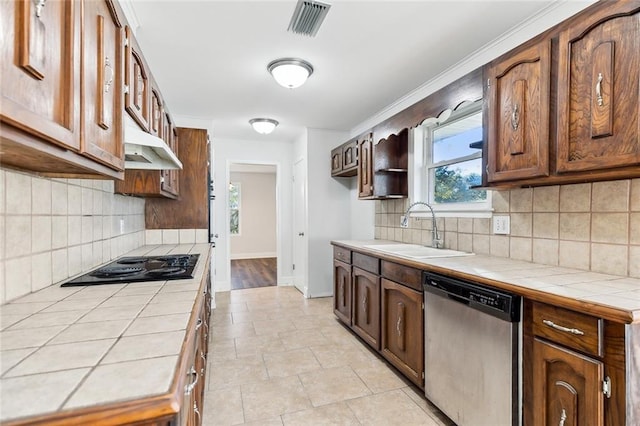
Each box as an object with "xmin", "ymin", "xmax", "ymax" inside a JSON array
[
  {"xmin": 330, "ymin": 242, "xmax": 635, "ymax": 324},
  {"xmin": 2, "ymin": 249, "xmax": 212, "ymax": 426}
]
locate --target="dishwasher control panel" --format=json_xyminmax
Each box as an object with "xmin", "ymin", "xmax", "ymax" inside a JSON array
[{"xmin": 423, "ymin": 271, "xmax": 521, "ymax": 322}]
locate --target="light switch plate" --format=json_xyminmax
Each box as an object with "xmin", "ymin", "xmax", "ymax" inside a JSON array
[{"xmin": 493, "ymin": 215, "xmax": 510, "ymax": 235}]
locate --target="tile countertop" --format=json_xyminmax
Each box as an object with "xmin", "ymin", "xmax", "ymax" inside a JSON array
[
  {"xmin": 0, "ymin": 243, "xmax": 211, "ymax": 424},
  {"xmin": 333, "ymin": 240, "xmax": 640, "ymax": 324}
]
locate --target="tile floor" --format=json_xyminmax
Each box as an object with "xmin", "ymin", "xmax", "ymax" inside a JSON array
[{"xmin": 203, "ymin": 286, "xmax": 454, "ymax": 425}]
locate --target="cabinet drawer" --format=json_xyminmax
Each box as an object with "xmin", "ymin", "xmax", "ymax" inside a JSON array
[
  {"xmin": 333, "ymin": 246, "xmax": 351, "ymax": 263},
  {"xmin": 353, "ymin": 252, "xmax": 379, "ymax": 275},
  {"xmin": 532, "ymin": 302, "xmax": 602, "ymax": 357},
  {"xmin": 381, "ymin": 261, "xmax": 422, "ymax": 292}
]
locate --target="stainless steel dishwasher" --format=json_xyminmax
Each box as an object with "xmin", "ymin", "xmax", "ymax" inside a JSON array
[{"xmin": 423, "ymin": 271, "xmax": 522, "ymax": 426}]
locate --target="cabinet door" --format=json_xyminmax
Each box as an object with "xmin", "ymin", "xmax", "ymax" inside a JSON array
[
  {"xmin": 486, "ymin": 40, "xmax": 550, "ymax": 182},
  {"xmin": 331, "ymin": 146, "xmax": 343, "ymax": 176},
  {"xmin": 532, "ymin": 338, "xmax": 604, "ymax": 426},
  {"xmin": 333, "ymin": 259, "xmax": 352, "ymax": 325},
  {"xmin": 352, "ymin": 267, "xmax": 380, "ymax": 350},
  {"xmin": 342, "ymin": 140, "xmax": 358, "ymax": 171},
  {"xmin": 81, "ymin": 0, "xmax": 124, "ymax": 171},
  {"xmin": 161, "ymin": 112, "xmax": 179, "ymax": 197},
  {"xmin": 0, "ymin": 0, "xmax": 80, "ymax": 150},
  {"xmin": 150, "ymin": 86, "xmax": 162, "ymax": 137},
  {"xmin": 358, "ymin": 134, "xmax": 374, "ymax": 198},
  {"xmin": 556, "ymin": 6, "xmax": 640, "ymax": 173},
  {"xmin": 124, "ymin": 26, "xmax": 150, "ymax": 131},
  {"xmin": 381, "ymin": 278, "xmax": 424, "ymax": 387}
]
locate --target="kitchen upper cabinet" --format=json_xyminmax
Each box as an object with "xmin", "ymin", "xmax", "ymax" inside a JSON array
[
  {"xmin": 160, "ymin": 110, "xmax": 179, "ymax": 197},
  {"xmin": 0, "ymin": 0, "xmax": 125, "ymax": 179},
  {"xmin": 485, "ymin": 39, "xmax": 550, "ymax": 183},
  {"xmin": 352, "ymin": 267, "xmax": 380, "ymax": 350},
  {"xmin": 81, "ymin": 0, "xmax": 125, "ymax": 172},
  {"xmin": 556, "ymin": 4, "xmax": 640, "ymax": 173},
  {"xmin": 532, "ymin": 338, "xmax": 604, "ymax": 426},
  {"xmin": 331, "ymin": 138, "xmax": 358, "ymax": 177},
  {"xmin": 146, "ymin": 128, "xmax": 210, "ymax": 230},
  {"xmin": 381, "ymin": 278, "xmax": 423, "ymax": 388},
  {"xmin": 357, "ymin": 133, "xmax": 374, "ymax": 198},
  {"xmin": 124, "ymin": 26, "xmax": 151, "ymax": 131},
  {"xmin": 1, "ymin": 0, "xmax": 80, "ymax": 151},
  {"xmin": 150, "ymin": 84, "xmax": 163, "ymax": 137},
  {"xmin": 356, "ymin": 130, "xmax": 408, "ymax": 199},
  {"xmin": 333, "ymin": 258, "xmax": 352, "ymax": 325}
]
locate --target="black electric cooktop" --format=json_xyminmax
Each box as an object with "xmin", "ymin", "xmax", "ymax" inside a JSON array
[{"xmin": 61, "ymin": 254, "xmax": 200, "ymax": 287}]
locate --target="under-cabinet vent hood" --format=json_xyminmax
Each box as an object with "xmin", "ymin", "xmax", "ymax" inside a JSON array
[{"xmin": 124, "ymin": 117, "xmax": 182, "ymax": 170}]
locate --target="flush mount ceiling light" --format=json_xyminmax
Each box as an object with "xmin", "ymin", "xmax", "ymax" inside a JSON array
[
  {"xmin": 267, "ymin": 58, "xmax": 314, "ymax": 89},
  {"xmin": 249, "ymin": 118, "xmax": 279, "ymax": 135}
]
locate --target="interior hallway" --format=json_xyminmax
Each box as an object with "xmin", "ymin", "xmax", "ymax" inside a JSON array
[
  {"xmin": 202, "ymin": 286, "xmax": 454, "ymax": 425},
  {"xmin": 230, "ymin": 258, "xmax": 277, "ymax": 290}
]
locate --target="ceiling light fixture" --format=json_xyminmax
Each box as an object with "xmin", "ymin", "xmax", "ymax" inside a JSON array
[
  {"xmin": 249, "ymin": 118, "xmax": 279, "ymax": 135},
  {"xmin": 267, "ymin": 58, "xmax": 314, "ymax": 89}
]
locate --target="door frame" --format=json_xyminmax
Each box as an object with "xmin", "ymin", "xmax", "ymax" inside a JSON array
[{"xmin": 225, "ymin": 160, "xmax": 281, "ymax": 289}]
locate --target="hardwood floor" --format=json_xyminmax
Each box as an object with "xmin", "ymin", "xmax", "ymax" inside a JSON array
[{"xmin": 230, "ymin": 257, "xmax": 277, "ymax": 290}]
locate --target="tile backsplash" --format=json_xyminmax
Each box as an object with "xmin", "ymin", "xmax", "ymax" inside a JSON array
[
  {"xmin": 375, "ymin": 179, "xmax": 640, "ymax": 278},
  {"xmin": 0, "ymin": 168, "xmax": 145, "ymax": 303}
]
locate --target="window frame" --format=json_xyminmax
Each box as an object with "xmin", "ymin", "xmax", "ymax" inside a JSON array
[{"xmin": 412, "ymin": 100, "xmax": 492, "ymax": 218}]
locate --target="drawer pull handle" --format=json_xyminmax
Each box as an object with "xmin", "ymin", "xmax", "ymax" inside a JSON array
[
  {"xmin": 543, "ymin": 319, "xmax": 585, "ymax": 336},
  {"xmin": 559, "ymin": 408, "xmax": 567, "ymax": 426},
  {"xmin": 195, "ymin": 318, "xmax": 203, "ymax": 330},
  {"xmin": 596, "ymin": 72, "xmax": 604, "ymax": 107},
  {"xmin": 185, "ymin": 366, "xmax": 198, "ymax": 394}
]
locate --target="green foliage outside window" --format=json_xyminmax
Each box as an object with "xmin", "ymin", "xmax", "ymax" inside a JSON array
[{"xmin": 434, "ymin": 165, "xmax": 486, "ymax": 204}]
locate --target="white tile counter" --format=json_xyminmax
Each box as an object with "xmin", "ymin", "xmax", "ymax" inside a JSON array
[
  {"xmin": 333, "ymin": 240, "xmax": 640, "ymax": 324},
  {"xmin": 0, "ymin": 244, "xmax": 211, "ymax": 424}
]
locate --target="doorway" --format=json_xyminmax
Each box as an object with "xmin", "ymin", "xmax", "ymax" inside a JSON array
[{"xmin": 228, "ymin": 163, "xmax": 278, "ymax": 290}]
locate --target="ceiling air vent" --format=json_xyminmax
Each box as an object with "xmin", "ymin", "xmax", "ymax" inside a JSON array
[{"xmin": 287, "ymin": 0, "xmax": 331, "ymax": 37}]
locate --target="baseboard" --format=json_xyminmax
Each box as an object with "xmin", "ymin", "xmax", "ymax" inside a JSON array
[
  {"xmin": 230, "ymin": 252, "xmax": 276, "ymax": 260},
  {"xmin": 308, "ymin": 291, "xmax": 333, "ymax": 299}
]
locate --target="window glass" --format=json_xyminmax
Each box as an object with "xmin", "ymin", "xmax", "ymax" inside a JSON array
[
  {"xmin": 229, "ymin": 182, "xmax": 240, "ymax": 235},
  {"xmin": 422, "ymin": 102, "xmax": 489, "ymax": 210}
]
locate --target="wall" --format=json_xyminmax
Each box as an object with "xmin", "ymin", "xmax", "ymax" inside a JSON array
[
  {"xmin": 212, "ymin": 137, "xmax": 293, "ymax": 292},
  {"xmin": 230, "ymin": 171, "xmax": 277, "ymax": 259},
  {"xmin": 376, "ymin": 179, "xmax": 640, "ymax": 278},
  {"xmin": 0, "ymin": 168, "xmax": 145, "ymax": 303}
]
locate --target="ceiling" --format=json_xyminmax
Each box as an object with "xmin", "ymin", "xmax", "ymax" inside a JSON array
[{"xmin": 128, "ymin": 0, "xmax": 587, "ymax": 142}]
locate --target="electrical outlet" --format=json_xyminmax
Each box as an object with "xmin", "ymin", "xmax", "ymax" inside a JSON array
[
  {"xmin": 493, "ymin": 215, "xmax": 510, "ymax": 235},
  {"xmin": 400, "ymin": 215, "xmax": 409, "ymax": 228},
  {"xmin": 119, "ymin": 218, "xmax": 125, "ymax": 235}
]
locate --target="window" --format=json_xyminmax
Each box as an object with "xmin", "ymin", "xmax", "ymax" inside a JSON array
[
  {"xmin": 415, "ymin": 101, "xmax": 490, "ymax": 215},
  {"xmin": 229, "ymin": 182, "xmax": 240, "ymax": 235}
]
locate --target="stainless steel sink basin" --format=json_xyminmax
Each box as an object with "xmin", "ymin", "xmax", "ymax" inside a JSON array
[{"xmin": 362, "ymin": 244, "xmax": 474, "ymax": 259}]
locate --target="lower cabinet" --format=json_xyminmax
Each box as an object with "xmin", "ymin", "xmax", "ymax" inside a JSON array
[
  {"xmin": 532, "ymin": 338, "xmax": 604, "ymax": 426},
  {"xmin": 380, "ymin": 278, "xmax": 424, "ymax": 387},
  {"xmin": 352, "ymin": 267, "xmax": 380, "ymax": 350},
  {"xmin": 333, "ymin": 259, "xmax": 352, "ymax": 325}
]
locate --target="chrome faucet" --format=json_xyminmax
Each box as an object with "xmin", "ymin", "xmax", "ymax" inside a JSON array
[{"xmin": 401, "ymin": 201, "xmax": 442, "ymax": 248}]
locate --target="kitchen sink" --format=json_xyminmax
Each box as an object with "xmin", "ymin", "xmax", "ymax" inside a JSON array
[{"xmin": 362, "ymin": 244, "xmax": 474, "ymax": 259}]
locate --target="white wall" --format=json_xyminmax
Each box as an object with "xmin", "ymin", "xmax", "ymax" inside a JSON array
[
  {"xmin": 306, "ymin": 128, "xmax": 352, "ymax": 297},
  {"xmin": 230, "ymin": 171, "xmax": 277, "ymax": 259},
  {"xmin": 213, "ymin": 138, "xmax": 293, "ymax": 292}
]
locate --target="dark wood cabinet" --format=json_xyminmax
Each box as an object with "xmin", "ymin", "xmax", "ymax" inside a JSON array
[
  {"xmin": 357, "ymin": 133, "xmax": 374, "ymax": 198},
  {"xmin": 532, "ymin": 338, "xmax": 604, "ymax": 426},
  {"xmin": 81, "ymin": 0, "xmax": 125, "ymax": 172},
  {"xmin": 556, "ymin": 3, "xmax": 640, "ymax": 174},
  {"xmin": 124, "ymin": 26, "xmax": 150, "ymax": 132},
  {"xmin": 351, "ymin": 267, "xmax": 380, "ymax": 350},
  {"xmin": 333, "ymin": 259, "xmax": 352, "ymax": 325},
  {"xmin": 331, "ymin": 138, "xmax": 358, "ymax": 177},
  {"xmin": 160, "ymin": 110, "xmax": 179, "ymax": 197},
  {"xmin": 485, "ymin": 40, "xmax": 550, "ymax": 183},
  {"xmin": 0, "ymin": 0, "xmax": 124, "ymax": 179},
  {"xmin": 381, "ymin": 278, "xmax": 424, "ymax": 387},
  {"xmin": 150, "ymin": 84, "xmax": 163, "ymax": 137},
  {"xmin": 146, "ymin": 128, "xmax": 210, "ymax": 230}
]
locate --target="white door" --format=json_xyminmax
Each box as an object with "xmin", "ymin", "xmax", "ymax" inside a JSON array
[{"xmin": 292, "ymin": 158, "xmax": 307, "ymax": 296}]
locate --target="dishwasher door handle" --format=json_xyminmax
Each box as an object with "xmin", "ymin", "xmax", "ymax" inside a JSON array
[{"xmin": 447, "ymin": 294, "xmax": 469, "ymax": 306}]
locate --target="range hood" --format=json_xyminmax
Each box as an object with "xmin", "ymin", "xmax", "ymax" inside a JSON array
[{"xmin": 124, "ymin": 116, "xmax": 182, "ymax": 170}]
